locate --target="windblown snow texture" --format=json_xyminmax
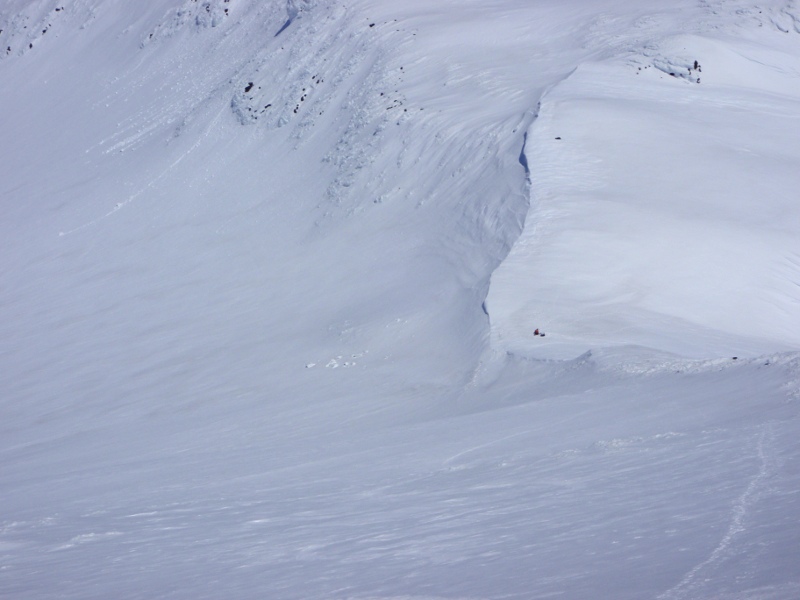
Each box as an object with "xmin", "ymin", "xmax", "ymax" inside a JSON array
[{"xmin": 1, "ymin": 0, "xmax": 799, "ymax": 598}]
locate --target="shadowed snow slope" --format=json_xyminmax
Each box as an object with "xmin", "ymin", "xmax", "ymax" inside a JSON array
[{"xmin": 1, "ymin": 0, "xmax": 799, "ymax": 599}]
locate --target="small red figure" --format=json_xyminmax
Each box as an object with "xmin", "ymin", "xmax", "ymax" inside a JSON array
[{"xmin": 534, "ymin": 329, "xmax": 540, "ymax": 336}]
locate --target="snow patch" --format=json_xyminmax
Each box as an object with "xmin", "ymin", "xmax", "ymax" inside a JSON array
[{"xmin": 141, "ymin": 0, "xmax": 234, "ymax": 46}]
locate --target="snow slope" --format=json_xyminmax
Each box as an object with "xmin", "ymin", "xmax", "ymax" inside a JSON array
[
  {"xmin": 488, "ymin": 16, "xmax": 800, "ymax": 359},
  {"xmin": 1, "ymin": 0, "xmax": 799, "ymax": 598}
]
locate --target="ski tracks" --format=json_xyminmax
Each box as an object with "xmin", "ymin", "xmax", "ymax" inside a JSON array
[
  {"xmin": 658, "ymin": 422, "xmax": 780, "ymax": 600},
  {"xmin": 58, "ymin": 105, "xmax": 226, "ymax": 238}
]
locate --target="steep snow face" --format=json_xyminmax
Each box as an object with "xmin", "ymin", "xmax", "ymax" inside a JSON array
[
  {"xmin": 1, "ymin": 0, "xmax": 800, "ymax": 599},
  {"xmin": 487, "ymin": 3, "xmax": 800, "ymax": 360}
]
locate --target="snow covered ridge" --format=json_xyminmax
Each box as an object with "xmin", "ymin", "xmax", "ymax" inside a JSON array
[{"xmin": 488, "ymin": 0, "xmax": 800, "ymax": 360}]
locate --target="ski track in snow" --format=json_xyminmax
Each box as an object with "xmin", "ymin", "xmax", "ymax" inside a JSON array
[
  {"xmin": 58, "ymin": 105, "xmax": 227, "ymax": 237},
  {"xmin": 442, "ymin": 431, "xmax": 531, "ymax": 470},
  {"xmin": 658, "ymin": 423, "xmax": 779, "ymax": 600}
]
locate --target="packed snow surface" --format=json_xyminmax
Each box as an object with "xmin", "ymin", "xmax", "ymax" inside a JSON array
[{"xmin": 1, "ymin": 0, "xmax": 799, "ymax": 598}]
